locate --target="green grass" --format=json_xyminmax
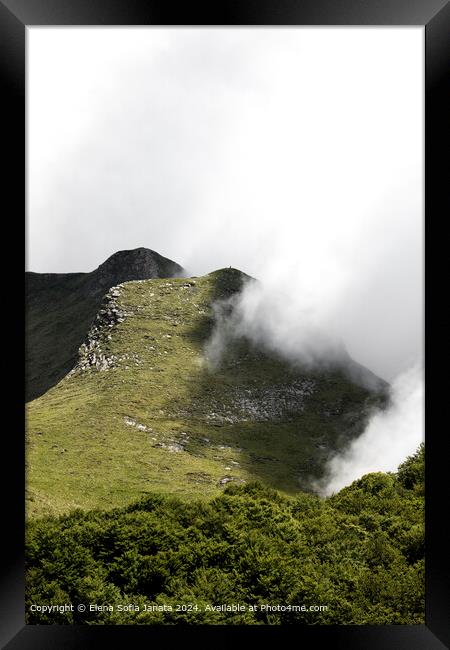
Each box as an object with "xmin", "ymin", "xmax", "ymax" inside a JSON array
[{"xmin": 26, "ymin": 269, "xmax": 387, "ymax": 519}]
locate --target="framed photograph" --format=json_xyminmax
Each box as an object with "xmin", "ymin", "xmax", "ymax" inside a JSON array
[{"xmin": 2, "ymin": 0, "xmax": 449, "ymax": 647}]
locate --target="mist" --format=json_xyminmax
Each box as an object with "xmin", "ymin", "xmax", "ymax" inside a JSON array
[
  {"xmin": 204, "ymin": 279, "xmax": 424, "ymax": 495},
  {"xmin": 313, "ymin": 363, "xmax": 424, "ymax": 496},
  {"xmin": 203, "ymin": 275, "xmax": 423, "ymax": 493},
  {"xmin": 205, "ymin": 277, "xmax": 351, "ymax": 374}
]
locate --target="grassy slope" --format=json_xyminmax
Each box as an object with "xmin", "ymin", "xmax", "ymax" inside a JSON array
[{"xmin": 26, "ymin": 269, "xmax": 386, "ymax": 518}]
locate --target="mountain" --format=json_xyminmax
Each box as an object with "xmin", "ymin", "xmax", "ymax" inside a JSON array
[
  {"xmin": 26, "ymin": 263, "xmax": 388, "ymax": 518},
  {"xmin": 26, "ymin": 248, "xmax": 184, "ymax": 402}
]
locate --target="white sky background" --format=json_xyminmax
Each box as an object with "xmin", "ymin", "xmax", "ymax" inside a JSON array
[{"xmin": 27, "ymin": 28, "xmax": 424, "ymax": 382}]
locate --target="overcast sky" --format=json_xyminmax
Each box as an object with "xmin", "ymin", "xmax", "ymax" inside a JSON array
[{"xmin": 27, "ymin": 27, "xmax": 423, "ymax": 381}]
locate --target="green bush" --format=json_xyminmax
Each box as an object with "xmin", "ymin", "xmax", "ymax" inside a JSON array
[{"xmin": 26, "ymin": 447, "xmax": 424, "ymax": 625}]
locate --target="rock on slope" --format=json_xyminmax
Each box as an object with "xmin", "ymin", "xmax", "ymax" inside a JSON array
[
  {"xmin": 26, "ymin": 267, "xmax": 388, "ymax": 518},
  {"xmin": 26, "ymin": 248, "xmax": 184, "ymax": 402}
]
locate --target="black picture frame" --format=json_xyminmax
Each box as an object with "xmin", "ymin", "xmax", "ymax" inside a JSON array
[{"xmin": 2, "ymin": 0, "xmax": 449, "ymax": 647}]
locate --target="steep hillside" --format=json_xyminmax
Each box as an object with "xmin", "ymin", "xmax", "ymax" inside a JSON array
[
  {"xmin": 26, "ymin": 248, "xmax": 184, "ymax": 401},
  {"xmin": 26, "ymin": 268, "xmax": 388, "ymax": 518}
]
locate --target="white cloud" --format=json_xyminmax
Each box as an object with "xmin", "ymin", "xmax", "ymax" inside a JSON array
[{"xmin": 27, "ymin": 27, "xmax": 423, "ymax": 381}]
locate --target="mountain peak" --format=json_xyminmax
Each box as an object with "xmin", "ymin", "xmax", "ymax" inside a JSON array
[
  {"xmin": 207, "ymin": 267, "xmax": 254, "ymax": 299},
  {"xmin": 93, "ymin": 248, "xmax": 184, "ymax": 288}
]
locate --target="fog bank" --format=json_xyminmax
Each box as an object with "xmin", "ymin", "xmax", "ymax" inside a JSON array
[{"xmin": 314, "ymin": 363, "xmax": 424, "ymax": 496}]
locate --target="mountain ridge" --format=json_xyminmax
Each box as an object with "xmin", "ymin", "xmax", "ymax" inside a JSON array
[{"xmin": 26, "ymin": 247, "xmax": 184, "ymax": 401}]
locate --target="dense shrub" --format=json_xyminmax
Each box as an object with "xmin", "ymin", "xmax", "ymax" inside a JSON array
[{"xmin": 26, "ymin": 447, "xmax": 424, "ymax": 625}]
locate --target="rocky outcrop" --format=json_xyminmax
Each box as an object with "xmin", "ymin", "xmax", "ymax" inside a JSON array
[
  {"xmin": 202, "ymin": 379, "xmax": 316, "ymax": 424},
  {"xmin": 72, "ymin": 285, "xmax": 131, "ymax": 373}
]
